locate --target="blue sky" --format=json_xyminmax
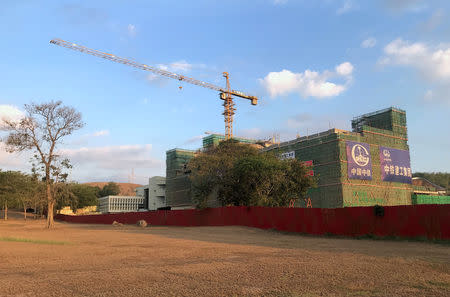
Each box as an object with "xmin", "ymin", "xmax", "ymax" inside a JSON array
[{"xmin": 0, "ymin": 0, "xmax": 449, "ymax": 184}]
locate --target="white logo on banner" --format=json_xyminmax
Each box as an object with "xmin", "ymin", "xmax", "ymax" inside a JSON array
[
  {"xmin": 280, "ymin": 151, "xmax": 295, "ymax": 160},
  {"xmin": 382, "ymin": 149, "xmax": 392, "ymax": 162},
  {"xmin": 351, "ymin": 144, "xmax": 369, "ymax": 166}
]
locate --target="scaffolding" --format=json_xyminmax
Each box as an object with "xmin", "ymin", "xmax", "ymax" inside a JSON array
[
  {"xmin": 266, "ymin": 107, "xmax": 413, "ymax": 208},
  {"xmin": 202, "ymin": 134, "xmax": 258, "ymax": 149},
  {"xmin": 352, "ymin": 107, "xmax": 407, "ymax": 136},
  {"xmin": 165, "ymin": 149, "xmax": 196, "ymax": 208},
  {"xmin": 412, "ymin": 194, "xmax": 450, "ymax": 205},
  {"xmin": 164, "ymin": 107, "xmax": 415, "ymax": 209}
]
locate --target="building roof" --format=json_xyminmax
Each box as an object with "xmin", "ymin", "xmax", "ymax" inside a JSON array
[{"xmin": 412, "ymin": 177, "xmax": 446, "ymax": 191}]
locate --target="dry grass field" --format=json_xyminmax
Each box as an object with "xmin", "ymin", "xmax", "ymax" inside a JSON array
[{"xmin": 0, "ymin": 213, "xmax": 449, "ymax": 296}]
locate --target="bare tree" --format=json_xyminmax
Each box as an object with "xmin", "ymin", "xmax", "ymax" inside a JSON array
[{"xmin": 2, "ymin": 101, "xmax": 84, "ymax": 228}]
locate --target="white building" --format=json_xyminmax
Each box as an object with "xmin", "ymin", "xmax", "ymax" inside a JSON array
[
  {"xmin": 136, "ymin": 176, "xmax": 166, "ymax": 210},
  {"xmin": 98, "ymin": 195, "xmax": 146, "ymax": 213}
]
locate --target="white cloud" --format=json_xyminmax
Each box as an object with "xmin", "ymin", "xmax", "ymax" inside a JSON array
[
  {"xmin": 335, "ymin": 62, "xmax": 354, "ymax": 76},
  {"xmin": 127, "ymin": 24, "xmax": 136, "ymax": 38},
  {"xmin": 424, "ymin": 89, "xmax": 433, "ymax": 101},
  {"xmin": 0, "ymin": 105, "xmax": 24, "ymax": 129},
  {"xmin": 0, "ymin": 143, "xmax": 30, "ymax": 170},
  {"xmin": 146, "ymin": 60, "xmax": 197, "ymax": 85},
  {"xmin": 91, "ymin": 130, "xmax": 109, "ymax": 137},
  {"xmin": 146, "ymin": 72, "xmax": 170, "ymax": 87},
  {"xmin": 169, "ymin": 60, "xmax": 193, "ymax": 72},
  {"xmin": 157, "ymin": 60, "xmax": 193, "ymax": 73},
  {"xmin": 380, "ymin": 38, "xmax": 450, "ymax": 82},
  {"xmin": 184, "ymin": 135, "xmax": 204, "ymax": 145},
  {"xmin": 337, "ymin": 0, "xmax": 356, "ymax": 15},
  {"xmin": 60, "ymin": 144, "xmax": 162, "ymax": 169},
  {"xmin": 70, "ymin": 129, "xmax": 110, "ymax": 145},
  {"xmin": 57, "ymin": 144, "xmax": 164, "ymax": 183},
  {"xmin": 0, "ymin": 143, "xmax": 164, "ymax": 184},
  {"xmin": 146, "ymin": 73, "xmax": 163, "ymax": 82},
  {"xmin": 260, "ymin": 62, "xmax": 354, "ymax": 99},
  {"xmin": 272, "ymin": 0, "xmax": 288, "ymax": 5},
  {"xmin": 380, "ymin": 38, "xmax": 450, "ymax": 105},
  {"xmin": 361, "ymin": 37, "xmax": 377, "ymax": 48}
]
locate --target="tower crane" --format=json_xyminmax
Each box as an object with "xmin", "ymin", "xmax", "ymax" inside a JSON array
[{"xmin": 50, "ymin": 38, "xmax": 258, "ymax": 140}]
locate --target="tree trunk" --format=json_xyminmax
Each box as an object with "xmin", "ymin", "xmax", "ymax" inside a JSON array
[
  {"xmin": 46, "ymin": 181, "xmax": 54, "ymax": 228},
  {"xmin": 4, "ymin": 201, "xmax": 7, "ymax": 220},
  {"xmin": 47, "ymin": 200, "xmax": 54, "ymax": 228},
  {"xmin": 23, "ymin": 203, "xmax": 27, "ymax": 220}
]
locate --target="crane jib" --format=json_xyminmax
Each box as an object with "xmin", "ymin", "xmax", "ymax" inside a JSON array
[{"xmin": 50, "ymin": 38, "xmax": 258, "ymax": 138}]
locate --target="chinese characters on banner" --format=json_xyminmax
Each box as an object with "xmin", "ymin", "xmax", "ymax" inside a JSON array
[
  {"xmin": 279, "ymin": 151, "xmax": 314, "ymax": 176},
  {"xmin": 379, "ymin": 146, "xmax": 412, "ymax": 184},
  {"xmin": 303, "ymin": 160, "xmax": 314, "ymax": 176},
  {"xmin": 346, "ymin": 141, "xmax": 372, "ymax": 180}
]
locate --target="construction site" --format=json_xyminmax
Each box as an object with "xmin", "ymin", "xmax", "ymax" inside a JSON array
[
  {"xmin": 48, "ymin": 39, "xmax": 449, "ymax": 210},
  {"xmin": 165, "ymin": 106, "xmax": 448, "ymax": 209},
  {"xmin": 4, "ymin": 5, "xmax": 450, "ymax": 297}
]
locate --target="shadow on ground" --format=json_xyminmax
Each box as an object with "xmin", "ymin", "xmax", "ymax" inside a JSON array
[{"xmin": 61, "ymin": 221, "xmax": 450, "ymax": 263}]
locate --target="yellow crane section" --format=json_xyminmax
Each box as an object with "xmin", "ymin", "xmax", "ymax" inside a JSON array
[{"xmin": 50, "ymin": 38, "xmax": 258, "ymax": 140}]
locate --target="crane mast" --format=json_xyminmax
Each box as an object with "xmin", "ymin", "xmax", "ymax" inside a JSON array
[{"xmin": 50, "ymin": 38, "xmax": 257, "ymax": 140}]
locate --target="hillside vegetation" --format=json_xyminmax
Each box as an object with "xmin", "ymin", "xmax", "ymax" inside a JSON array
[
  {"xmin": 84, "ymin": 182, "xmax": 143, "ymax": 196},
  {"xmin": 413, "ymin": 172, "xmax": 449, "ymax": 191}
]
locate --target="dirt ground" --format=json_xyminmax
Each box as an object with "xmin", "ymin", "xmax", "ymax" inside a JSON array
[{"xmin": 0, "ymin": 213, "xmax": 449, "ymax": 297}]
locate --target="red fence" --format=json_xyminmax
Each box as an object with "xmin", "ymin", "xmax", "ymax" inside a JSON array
[{"xmin": 55, "ymin": 205, "xmax": 450, "ymax": 240}]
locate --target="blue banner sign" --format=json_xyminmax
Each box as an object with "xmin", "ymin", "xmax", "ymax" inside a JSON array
[
  {"xmin": 346, "ymin": 141, "xmax": 372, "ymax": 180},
  {"xmin": 379, "ymin": 146, "xmax": 412, "ymax": 184}
]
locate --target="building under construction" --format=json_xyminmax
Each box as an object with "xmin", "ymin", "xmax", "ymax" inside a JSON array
[
  {"xmin": 165, "ymin": 134, "xmax": 264, "ymax": 208},
  {"xmin": 51, "ymin": 40, "xmax": 448, "ymax": 208},
  {"xmin": 165, "ymin": 107, "xmax": 415, "ymax": 208},
  {"xmin": 265, "ymin": 107, "xmax": 412, "ymax": 208}
]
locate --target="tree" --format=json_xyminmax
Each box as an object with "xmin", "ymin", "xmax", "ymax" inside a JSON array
[
  {"xmin": 0, "ymin": 170, "xmax": 43, "ymax": 220},
  {"xmin": 13, "ymin": 172, "xmax": 36, "ymax": 220},
  {"xmin": 188, "ymin": 140, "xmax": 259, "ymax": 208},
  {"xmin": 54, "ymin": 182, "xmax": 77, "ymax": 213},
  {"xmin": 2, "ymin": 101, "xmax": 84, "ymax": 228},
  {"xmin": 230, "ymin": 154, "xmax": 315, "ymax": 207},
  {"xmin": 413, "ymin": 172, "xmax": 449, "ymax": 192},
  {"xmin": 29, "ymin": 177, "xmax": 46, "ymax": 219},
  {"xmin": 69, "ymin": 184, "xmax": 99, "ymax": 209},
  {"xmin": 99, "ymin": 182, "xmax": 120, "ymax": 197},
  {"xmin": 0, "ymin": 170, "xmax": 21, "ymax": 220},
  {"xmin": 188, "ymin": 140, "xmax": 316, "ymax": 208}
]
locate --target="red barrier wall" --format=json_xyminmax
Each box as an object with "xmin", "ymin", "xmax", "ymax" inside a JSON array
[{"xmin": 55, "ymin": 205, "xmax": 450, "ymax": 240}]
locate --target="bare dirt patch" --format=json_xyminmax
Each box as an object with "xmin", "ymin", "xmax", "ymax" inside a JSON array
[{"xmin": 0, "ymin": 218, "xmax": 449, "ymax": 297}]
